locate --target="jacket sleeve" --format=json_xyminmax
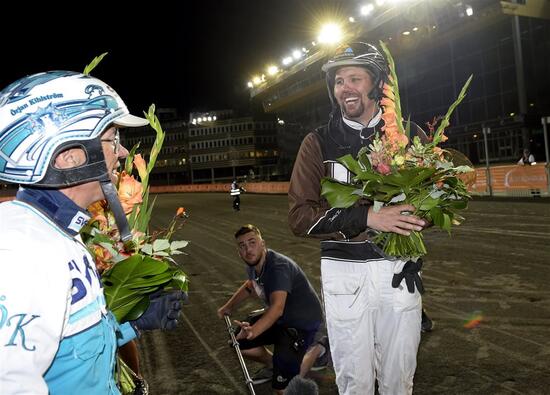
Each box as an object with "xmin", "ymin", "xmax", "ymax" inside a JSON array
[{"xmin": 288, "ymin": 132, "xmax": 369, "ymax": 240}]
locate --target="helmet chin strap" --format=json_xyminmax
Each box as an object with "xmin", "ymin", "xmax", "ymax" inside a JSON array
[{"xmin": 100, "ymin": 180, "xmax": 133, "ymax": 244}]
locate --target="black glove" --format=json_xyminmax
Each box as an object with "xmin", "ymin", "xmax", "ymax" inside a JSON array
[
  {"xmin": 131, "ymin": 291, "xmax": 186, "ymax": 331},
  {"xmin": 391, "ymin": 259, "xmax": 424, "ymax": 294}
]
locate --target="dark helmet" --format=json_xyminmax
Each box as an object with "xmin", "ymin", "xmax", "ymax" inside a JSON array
[{"xmin": 322, "ymin": 42, "xmax": 389, "ymax": 110}]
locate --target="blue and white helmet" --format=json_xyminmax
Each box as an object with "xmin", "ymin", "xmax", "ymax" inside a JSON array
[{"xmin": 0, "ymin": 71, "xmax": 148, "ymax": 187}]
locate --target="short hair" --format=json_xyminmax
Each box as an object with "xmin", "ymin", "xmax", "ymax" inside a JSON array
[
  {"xmin": 234, "ymin": 224, "xmax": 262, "ymax": 239},
  {"xmin": 284, "ymin": 376, "xmax": 319, "ymax": 395}
]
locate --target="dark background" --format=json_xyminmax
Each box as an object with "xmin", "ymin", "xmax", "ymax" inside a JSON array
[{"xmin": 1, "ymin": 1, "xmax": 349, "ymax": 118}]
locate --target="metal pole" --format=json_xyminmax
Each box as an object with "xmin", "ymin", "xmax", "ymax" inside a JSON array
[
  {"xmin": 511, "ymin": 10, "xmax": 530, "ymax": 148},
  {"xmin": 224, "ymin": 315, "xmax": 256, "ymax": 395},
  {"xmin": 542, "ymin": 116, "xmax": 550, "ymax": 194},
  {"xmin": 483, "ymin": 127, "xmax": 493, "ymax": 196}
]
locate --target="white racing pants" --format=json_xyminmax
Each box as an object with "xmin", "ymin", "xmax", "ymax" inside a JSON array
[{"xmin": 321, "ymin": 255, "xmax": 422, "ymax": 395}]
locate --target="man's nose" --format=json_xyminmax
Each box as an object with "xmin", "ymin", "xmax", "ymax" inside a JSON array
[{"xmin": 118, "ymin": 144, "xmax": 129, "ymax": 159}]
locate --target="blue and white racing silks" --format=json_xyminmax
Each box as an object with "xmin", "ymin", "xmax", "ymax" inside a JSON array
[{"xmin": 0, "ymin": 189, "xmax": 136, "ymax": 395}]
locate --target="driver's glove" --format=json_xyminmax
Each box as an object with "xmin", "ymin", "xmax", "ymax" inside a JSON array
[
  {"xmin": 131, "ymin": 291, "xmax": 187, "ymax": 332},
  {"xmin": 392, "ymin": 259, "xmax": 425, "ymax": 294}
]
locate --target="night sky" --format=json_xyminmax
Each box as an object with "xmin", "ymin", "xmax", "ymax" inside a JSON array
[{"xmin": 2, "ymin": 1, "xmax": 349, "ymax": 119}]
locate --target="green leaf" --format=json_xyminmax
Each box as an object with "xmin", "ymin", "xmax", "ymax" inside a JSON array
[
  {"xmin": 123, "ymin": 296, "xmax": 150, "ymax": 321},
  {"xmin": 153, "ymin": 239, "xmax": 171, "ymax": 251},
  {"xmin": 419, "ymin": 197, "xmax": 440, "ymax": 211},
  {"xmin": 442, "ymin": 213, "xmax": 452, "ymax": 233},
  {"xmin": 170, "ymin": 240, "xmax": 189, "ymax": 250},
  {"xmin": 320, "ymin": 178, "xmax": 361, "ymax": 208},
  {"xmin": 83, "ymin": 52, "xmax": 108, "ymax": 75},
  {"xmin": 141, "ymin": 243, "xmax": 153, "ymax": 255},
  {"xmin": 430, "ymin": 207, "xmax": 444, "ymax": 228},
  {"xmin": 102, "ymin": 255, "xmax": 174, "ymax": 322},
  {"xmin": 337, "ymin": 154, "xmax": 364, "ymax": 176}
]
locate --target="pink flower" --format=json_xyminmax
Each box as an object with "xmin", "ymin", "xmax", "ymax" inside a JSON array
[{"xmin": 376, "ymin": 162, "xmax": 392, "ymax": 175}]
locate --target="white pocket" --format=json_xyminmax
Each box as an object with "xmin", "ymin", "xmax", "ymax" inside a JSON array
[{"xmin": 322, "ymin": 273, "xmax": 367, "ymax": 321}]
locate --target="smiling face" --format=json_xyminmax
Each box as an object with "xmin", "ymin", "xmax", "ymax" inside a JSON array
[
  {"xmin": 236, "ymin": 230, "xmax": 266, "ymax": 268},
  {"xmin": 333, "ymin": 66, "xmax": 377, "ymax": 125}
]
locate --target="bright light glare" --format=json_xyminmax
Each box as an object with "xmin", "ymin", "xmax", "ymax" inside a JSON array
[
  {"xmin": 292, "ymin": 49, "xmax": 302, "ymax": 60},
  {"xmin": 267, "ymin": 65, "xmax": 279, "ymax": 75},
  {"xmin": 252, "ymin": 76, "xmax": 262, "ymax": 85},
  {"xmin": 282, "ymin": 56, "xmax": 293, "ymax": 66},
  {"xmin": 349, "ymin": 16, "xmax": 355, "ymax": 23},
  {"xmin": 466, "ymin": 6, "xmax": 473, "ymax": 16},
  {"xmin": 318, "ymin": 23, "xmax": 343, "ymax": 44},
  {"xmin": 247, "ymin": 81, "xmax": 253, "ymax": 88},
  {"xmin": 360, "ymin": 4, "xmax": 374, "ymax": 15},
  {"xmin": 402, "ymin": 31, "xmax": 411, "ymax": 35},
  {"xmin": 376, "ymin": 0, "xmax": 385, "ymax": 5}
]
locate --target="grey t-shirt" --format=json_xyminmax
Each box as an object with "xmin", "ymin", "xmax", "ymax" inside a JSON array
[{"xmin": 247, "ymin": 249, "xmax": 322, "ymax": 330}]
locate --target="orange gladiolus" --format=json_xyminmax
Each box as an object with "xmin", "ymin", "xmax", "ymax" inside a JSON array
[
  {"xmin": 176, "ymin": 207, "xmax": 186, "ymax": 217},
  {"xmin": 133, "ymin": 154, "xmax": 147, "ymax": 182},
  {"xmin": 382, "ymin": 83, "xmax": 395, "ymax": 100},
  {"xmin": 118, "ymin": 172, "xmax": 143, "ymax": 214},
  {"xmin": 380, "ymin": 97, "xmax": 395, "ymax": 109}
]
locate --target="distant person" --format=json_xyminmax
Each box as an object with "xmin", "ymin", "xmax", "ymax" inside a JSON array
[
  {"xmin": 230, "ymin": 179, "xmax": 245, "ymax": 211},
  {"xmin": 217, "ymin": 224, "xmax": 323, "ymax": 394},
  {"xmin": 517, "ymin": 148, "xmax": 535, "ymax": 165}
]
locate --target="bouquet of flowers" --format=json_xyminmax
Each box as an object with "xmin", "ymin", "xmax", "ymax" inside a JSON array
[
  {"xmin": 321, "ymin": 41, "xmax": 474, "ymax": 258},
  {"xmin": 80, "ymin": 54, "xmax": 189, "ymax": 394}
]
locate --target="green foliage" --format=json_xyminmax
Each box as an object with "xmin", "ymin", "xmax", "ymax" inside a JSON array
[
  {"xmin": 102, "ymin": 254, "xmax": 188, "ymax": 323},
  {"xmin": 83, "ymin": 52, "xmax": 108, "ymax": 75}
]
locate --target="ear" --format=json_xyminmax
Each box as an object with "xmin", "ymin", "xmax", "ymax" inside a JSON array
[{"xmin": 53, "ymin": 147, "xmax": 86, "ymax": 169}]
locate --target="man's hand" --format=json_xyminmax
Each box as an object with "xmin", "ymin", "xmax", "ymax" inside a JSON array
[
  {"xmin": 367, "ymin": 204, "xmax": 426, "ymax": 235},
  {"xmin": 131, "ymin": 291, "xmax": 186, "ymax": 331},
  {"xmin": 234, "ymin": 320, "xmax": 255, "ymax": 340},
  {"xmin": 217, "ymin": 305, "xmax": 232, "ymax": 320}
]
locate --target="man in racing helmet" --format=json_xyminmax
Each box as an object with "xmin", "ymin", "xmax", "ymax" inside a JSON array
[
  {"xmin": 289, "ymin": 43, "xmax": 428, "ymax": 394},
  {"xmin": 0, "ymin": 71, "xmax": 184, "ymax": 394}
]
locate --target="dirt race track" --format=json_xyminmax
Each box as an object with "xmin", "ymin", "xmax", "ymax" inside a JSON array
[{"xmin": 139, "ymin": 193, "xmax": 550, "ymax": 395}]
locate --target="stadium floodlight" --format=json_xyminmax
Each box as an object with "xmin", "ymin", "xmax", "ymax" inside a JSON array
[
  {"xmin": 213, "ymin": 116, "xmax": 217, "ymax": 121},
  {"xmin": 267, "ymin": 65, "xmax": 279, "ymax": 76},
  {"xmin": 349, "ymin": 16, "xmax": 356, "ymax": 22},
  {"xmin": 282, "ymin": 56, "xmax": 293, "ymax": 66},
  {"xmin": 317, "ymin": 23, "xmax": 343, "ymax": 44},
  {"xmin": 292, "ymin": 49, "xmax": 302, "ymax": 60},
  {"xmin": 252, "ymin": 75, "xmax": 262, "ymax": 85},
  {"xmin": 192, "ymin": 119, "xmax": 197, "ymax": 124},
  {"xmin": 361, "ymin": 3, "xmax": 375, "ymax": 15},
  {"xmin": 247, "ymin": 81, "xmax": 253, "ymax": 88}
]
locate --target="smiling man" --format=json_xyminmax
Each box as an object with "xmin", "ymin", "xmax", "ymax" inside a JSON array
[
  {"xmin": 217, "ymin": 224, "xmax": 322, "ymax": 394},
  {"xmin": 0, "ymin": 71, "xmax": 184, "ymax": 394},
  {"xmin": 289, "ymin": 43, "xmax": 430, "ymax": 395}
]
